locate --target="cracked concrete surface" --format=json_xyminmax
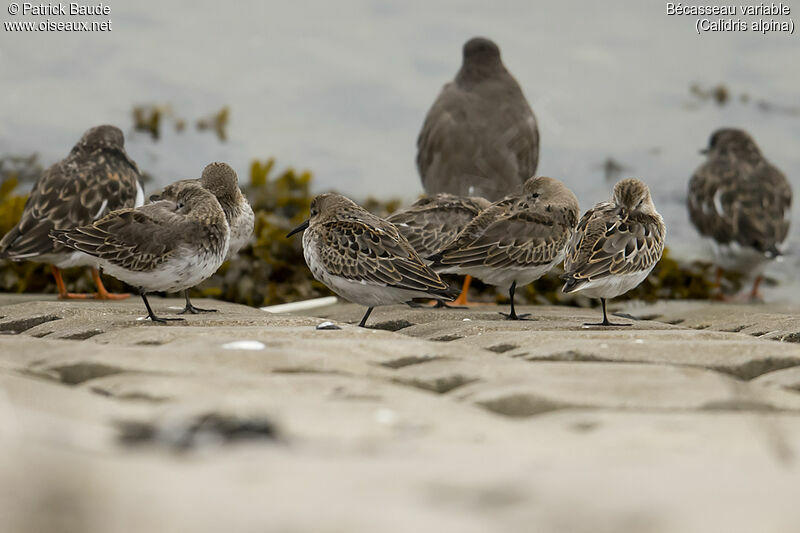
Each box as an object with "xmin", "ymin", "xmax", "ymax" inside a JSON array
[{"xmin": 2, "ymin": 293, "xmax": 800, "ymax": 532}]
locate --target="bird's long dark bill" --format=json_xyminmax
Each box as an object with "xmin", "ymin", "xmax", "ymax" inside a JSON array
[{"xmin": 286, "ymin": 219, "xmax": 309, "ymax": 238}]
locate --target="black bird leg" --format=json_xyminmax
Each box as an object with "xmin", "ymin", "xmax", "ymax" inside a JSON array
[
  {"xmin": 499, "ymin": 281, "xmax": 531, "ymax": 320},
  {"xmin": 358, "ymin": 307, "xmax": 374, "ymax": 327},
  {"xmin": 140, "ymin": 292, "xmax": 184, "ymax": 324},
  {"xmin": 179, "ymin": 290, "xmax": 217, "ymax": 314},
  {"xmin": 583, "ymin": 298, "xmax": 631, "ymax": 327}
]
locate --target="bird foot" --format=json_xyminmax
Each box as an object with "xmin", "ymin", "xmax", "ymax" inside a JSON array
[
  {"xmin": 499, "ymin": 312, "xmax": 532, "ymax": 321},
  {"xmin": 94, "ymin": 291, "xmax": 131, "ymax": 300},
  {"xmin": 178, "ymin": 304, "xmax": 217, "ymax": 314},
  {"xmin": 148, "ymin": 316, "xmax": 186, "ymax": 324},
  {"xmin": 582, "ymin": 321, "xmax": 632, "ymax": 327},
  {"xmin": 58, "ymin": 292, "xmax": 95, "ymax": 300}
]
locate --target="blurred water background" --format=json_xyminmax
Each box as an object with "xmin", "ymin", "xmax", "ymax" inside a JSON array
[{"xmin": 1, "ymin": 0, "xmax": 798, "ymax": 296}]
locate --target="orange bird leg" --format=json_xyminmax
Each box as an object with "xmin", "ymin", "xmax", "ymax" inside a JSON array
[
  {"xmin": 749, "ymin": 275, "xmax": 763, "ymax": 301},
  {"xmin": 50, "ymin": 265, "xmax": 92, "ymax": 299},
  {"xmin": 91, "ymin": 268, "xmax": 130, "ymax": 300},
  {"xmin": 452, "ymin": 275, "xmax": 473, "ymax": 306}
]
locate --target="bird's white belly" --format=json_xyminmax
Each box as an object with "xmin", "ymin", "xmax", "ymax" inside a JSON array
[
  {"xmin": 98, "ymin": 247, "xmax": 224, "ymax": 293},
  {"xmin": 573, "ymin": 269, "xmax": 653, "ymax": 299},
  {"xmin": 226, "ymin": 204, "xmax": 255, "ymax": 260},
  {"xmin": 303, "ymin": 235, "xmax": 427, "ymax": 307}
]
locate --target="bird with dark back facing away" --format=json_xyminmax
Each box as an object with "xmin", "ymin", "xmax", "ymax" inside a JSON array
[
  {"xmin": 0, "ymin": 125, "xmax": 144, "ymax": 299},
  {"xmin": 687, "ymin": 128, "xmax": 791, "ymax": 300}
]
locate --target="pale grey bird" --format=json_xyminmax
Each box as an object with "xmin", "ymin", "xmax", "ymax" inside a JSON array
[
  {"xmin": 149, "ymin": 162, "xmax": 253, "ymax": 313},
  {"xmin": 687, "ymin": 128, "xmax": 791, "ymax": 299},
  {"xmin": 51, "ymin": 182, "xmax": 230, "ymax": 323},
  {"xmin": 563, "ymin": 178, "xmax": 665, "ymax": 326}
]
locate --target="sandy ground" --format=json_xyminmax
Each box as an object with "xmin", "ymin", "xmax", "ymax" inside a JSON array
[{"xmin": 2, "ymin": 293, "xmax": 800, "ymax": 532}]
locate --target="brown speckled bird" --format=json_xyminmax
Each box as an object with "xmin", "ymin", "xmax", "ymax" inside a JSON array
[
  {"xmin": 416, "ymin": 37, "xmax": 539, "ymax": 202},
  {"xmin": 287, "ymin": 193, "xmax": 457, "ymax": 327},
  {"xmin": 386, "ymin": 193, "xmax": 490, "ymax": 259},
  {"xmin": 687, "ymin": 128, "xmax": 791, "ymax": 299},
  {"xmin": 429, "ymin": 177, "xmax": 579, "ymax": 320},
  {"xmin": 51, "ymin": 183, "xmax": 230, "ymax": 323},
  {"xmin": 563, "ymin": 179, "xmax": 665, "ymax": 326},
  {"xmin": 149, "ymin": 162, "xmax": 254, "ymax": 314},
  {"xmin": 0, "ymin": 125, "xmax": 144, "ymax": 299}
]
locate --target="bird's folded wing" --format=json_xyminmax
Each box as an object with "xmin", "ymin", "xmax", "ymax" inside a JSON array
[
  {"xmin": 51, "ymin": 202, "xmax": 181, "ymax": 272},
  {"xmin": 317, "ymin": 219, "xmax": 450, "ymax": 293},
  {"xmin": 566, "ymin": 206, "xmax": 663, "ymax": 282}
]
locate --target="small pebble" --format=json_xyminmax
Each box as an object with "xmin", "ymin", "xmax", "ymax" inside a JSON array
[
  {"xmin": 375, "ymin": 408, "xmax": 397, "ymax": 426},
  {"xmin": 222, "ymin": 340, "xmax": 265, "ymax": 350},
  {"xmin": 316, "ymin": 321, "xmax": 341, "ymax": 330}
]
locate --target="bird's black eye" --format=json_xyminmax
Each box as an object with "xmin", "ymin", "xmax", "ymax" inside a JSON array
[
  {"xmin": 531, "ymin": 193, "xmax": 540, "ymax": 199},
  {"xmin": 177, "ymin": 201, "xmax": 185, "ymax": 209}
]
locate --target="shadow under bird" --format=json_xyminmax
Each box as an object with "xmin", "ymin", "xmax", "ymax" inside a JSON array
[
  {"xmin": 562, "ymin": 178, "xmax": 665, "ymax": 326},
  {"xmin": 286, "ymin": 193, "xmax": 458, "ymax": 327},
  {"xmin": 149, "ymin": 162, "xmax": 254, "ymax": 314},
  {"xmin": 51, "ymin": 182, "xmax": 230, "ymax": 323},
  {"xmin": 429, "ymin": 176, "xmax": 579, "ymax": 320},
  {"xmin": 687, "ymin": 128, "xmax": 791, "ymax": 300},
  {"xmin": 0, "ymin": 125, "xmax": 144, "ymax": 299}
]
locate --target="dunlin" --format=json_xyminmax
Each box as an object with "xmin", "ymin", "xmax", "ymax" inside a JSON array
[
  {"xmin": 687, "ymin": 128, "xmax": 791, "ymax": 299},
  {"xmin": 562, "ymin": 178, "xmax": 665, "ymax": 326},
  {"xmin": 429, "ymin": 177, "xmax": 579, "ymax": 320},
  {"xmin": 417, "ymin": 37, "xmax": 539, "ymax": 202},
  {"xmin": 387, "ymin": 194, "xmax": 490, "ymax": 260},
  {"xmin": 51, "ymin": 182, "xmax": 230, "ymax": 323},
  {"xmin": 0, "ymin": 125, "xmax": 143, "ymax": 299},
  {"xmin": 287, "ymin": 193, "xmax": 457, "ymax": 327},
  {"xmin": 149, "ymin": 162, "xmax": 253, "ymax": 313}
]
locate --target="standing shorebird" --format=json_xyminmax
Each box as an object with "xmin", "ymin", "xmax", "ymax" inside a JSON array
[
  {"xmin": 417, "ymin": 36, "xmax": 539, "ymax": 304},
  {"xmin": 51, "ymin": 183, "xmax": 230, "ymax": 323},
  {"xmin": 387, "ymin": 194, "xmax": 490, "ymax": 308},
  {"xmin": 562, "ymin": 178, "xmax": 665, "ymax": 327},
  {"xmin": 286, "ymin": 193, "xmax": 457, "ymax": 327},
  {"xmin": 149, "ymin": 162, "xmax": 254, "ymax": 314},
  {"xmin": 687, "ymin": 128, "xmax": 791, "ymax": 300},
  {"xmin": 429, "ymin": 177, "xmax": 579, "ymax": 320},
  {"xmin": 0, "ymin": 125, "xmax": 144, "ymax": 299}
]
